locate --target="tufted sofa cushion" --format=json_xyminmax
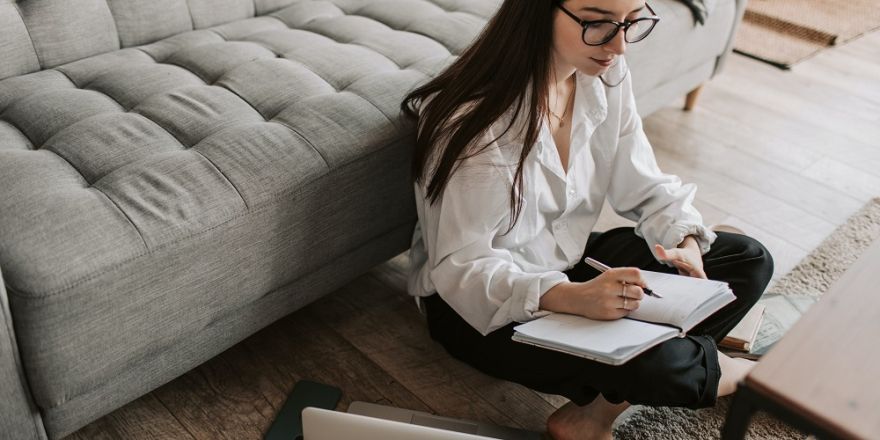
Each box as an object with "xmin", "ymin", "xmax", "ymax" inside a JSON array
[
  {"xmin": 0, "ymin": 0, "xmax": 497, "ymax": 77},
  {"xmin": 0, "ymin": 0, "xmax": 501, "ymax": 434},
  {"xmin": 0, "ymin": 0, "xmax": 504, "ymax": 291}
]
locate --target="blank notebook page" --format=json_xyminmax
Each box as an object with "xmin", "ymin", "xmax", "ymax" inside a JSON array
[
  {"xmin": 514, "ymin": 313, "xmax": 677, "ymax": 355},
  {"xmin": 629, "ymin": 271, "xmax": 729, "ymax": 326}
]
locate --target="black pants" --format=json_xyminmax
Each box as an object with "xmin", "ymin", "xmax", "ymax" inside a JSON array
[{"xmin": 424, "ymin": 227, "xmax": 774, "ymax": 409}]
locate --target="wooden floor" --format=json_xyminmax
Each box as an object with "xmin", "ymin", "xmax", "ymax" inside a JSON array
[{"xmin": 67, "ymin": 32, "xmax": 880, "ymax": 439}]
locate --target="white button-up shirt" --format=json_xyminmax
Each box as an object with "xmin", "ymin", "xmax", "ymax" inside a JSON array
[{"xmin": 407, "ymin": 60, "xmax": 716, "ymax": 336}]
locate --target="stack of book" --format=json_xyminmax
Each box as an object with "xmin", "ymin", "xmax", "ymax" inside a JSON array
[
  {"xmin": 721, "ymin": 294, "xmax": 818, "ymax": 360},
  {"xmin": 719, "ymin": 304, "xmax": 765, "ymax": 353}
]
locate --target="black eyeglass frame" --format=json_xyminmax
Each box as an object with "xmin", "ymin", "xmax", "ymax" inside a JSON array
[{"xmin": 556, "ymin": 2, "xmax": 660, "ymax": 46}]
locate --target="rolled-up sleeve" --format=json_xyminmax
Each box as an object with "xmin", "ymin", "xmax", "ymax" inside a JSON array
[
  {"xmin": 424, "ymin": 150, "xmax": 568, "ymax": 336},
  {"xmin": 606, "ymin": 74, "xmax": 717, "ymax": 264}
]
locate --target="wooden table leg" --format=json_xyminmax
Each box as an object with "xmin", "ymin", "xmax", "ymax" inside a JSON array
[{"xmin": 721, "ymin": 381, "xmax": 756, "ymax": 440}]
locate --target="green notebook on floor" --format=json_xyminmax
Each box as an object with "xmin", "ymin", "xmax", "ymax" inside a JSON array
[{"xmin": 512, "ymin": 271, "xmax": 735, "ymax": 366}]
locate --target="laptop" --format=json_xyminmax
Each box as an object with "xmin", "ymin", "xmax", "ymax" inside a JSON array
[
  {"xmin": 346, "ymin": 401, "xmax": 541, "ymax": 440},
  {"xmin": 302, "ymin": 407, "xmax": 495, "ymax": 440}
]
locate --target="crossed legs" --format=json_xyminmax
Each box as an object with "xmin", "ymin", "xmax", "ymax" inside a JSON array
[{"xmin": 546, "ymin": 352, "xmax": 756, "ymax": 440}]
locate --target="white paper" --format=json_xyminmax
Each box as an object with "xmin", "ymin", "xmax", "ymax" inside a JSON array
[
  {"xmin": 512, "ymin": 271, "xmax": 736, "ymax": 364},
  {"xmin": 627, "ymin": 271, "xmax": 730, "ymax": 327},
  {"xmin": 513, "ymin": 313, "xmax": 677, "ymax": 355}
]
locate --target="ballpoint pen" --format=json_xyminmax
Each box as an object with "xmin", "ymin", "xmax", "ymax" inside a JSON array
[{"xmin": 583, "ymin": 257, "xmax": 663, "ymax": 298}]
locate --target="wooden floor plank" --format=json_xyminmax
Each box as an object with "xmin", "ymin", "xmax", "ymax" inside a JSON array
[
  {"xmin": 149, "ymin": 344, "xmax": 285, "ymax": 439},
  {"xmin": 649, "ymin": 105, "xmax": 825, "ymax": 174},
  {"xmin": 791, "ymin": 56, "xmax": 880, "ymax": 109},
  {"xmin": 150, "ymin": 309, "xmax": 435, "ymax": 440},
  {"xmin": 649, "ymin": 105, "xmax": 880, "ymax": 206},
  {"xmin": 800, "ymin": 157, "xmax": 880, "ymax": 202},
  {"xmin": 720, "ymin": 55, "xmax": 880, "ymax": 127},
  {"xmin": 65, "ymin": 393, "xmax": 195, "ymax": 440},
  {"xmin": 664, "ymin": 157, "xmax": 836, "ymax": 252},
  {"xmin": 806, "ymin": 39, "xmax": 880, "ymax": 103},
  {"xmin": 646, "ymin": 114, "xmax": 859, "ymax": 231},
  {"xmin": 711, "ymin": 215, "xmax": 808, "ymax": 282},
  {"xmin": 834, "ymin": 31, "xmax": 880, "ymax": 59},
  {"xmin": 710, "ymin": 60, "xmax": 880, "ymax": 147},
  {"xmin": 244, "ymin": 305, "xmax": 434, "ymax": 413},
  {"xmin": 698, "ymin": 79, "xmax": 880, "ymax": 167},
  {"xmin": 307, "ymin": 273, "xmax": 558, "ymax": 433}
]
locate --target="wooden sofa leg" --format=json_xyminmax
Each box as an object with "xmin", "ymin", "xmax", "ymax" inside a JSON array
[{"xmin": 684, "ymin": 84, "xmax": 704, "ymax": 111}]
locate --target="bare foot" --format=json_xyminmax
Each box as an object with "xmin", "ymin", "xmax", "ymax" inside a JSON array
[
  {"xmin": 546, "ymin": 396, "xmax": 629, "ymax": 440},
  {"xmin": 717, "ymin": 351, "xmax": 758, "ymax": 396}
]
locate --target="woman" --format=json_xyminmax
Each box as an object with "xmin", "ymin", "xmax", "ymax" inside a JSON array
[{"xmin": 401, "ymin": 1, "xmax": 774, "ymax": 439}]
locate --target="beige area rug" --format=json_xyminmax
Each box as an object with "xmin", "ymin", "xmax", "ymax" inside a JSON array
[
  {"xmin": 612, "ymin": 197, "xmax": 880, "ymax": 439},
  {"xmin": 733, "ymin": 0, "xmax": 880, "ymax": 69}
]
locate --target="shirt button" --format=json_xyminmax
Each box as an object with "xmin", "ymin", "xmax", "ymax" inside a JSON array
[{"xmin": 568, "ymin": 189, "xmax": 575, "ymax": 197}]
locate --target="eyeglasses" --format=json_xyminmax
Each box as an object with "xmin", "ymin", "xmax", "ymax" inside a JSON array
[{"xmin": 556, "ymin": 2, "xmax": 660, "ymax": 46}]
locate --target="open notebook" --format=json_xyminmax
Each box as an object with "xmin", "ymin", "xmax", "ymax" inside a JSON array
[{"xmin": 512, "ymin": 271, "xmax": 736, "ymax": 365}]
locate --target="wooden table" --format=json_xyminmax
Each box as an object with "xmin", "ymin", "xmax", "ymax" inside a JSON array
[{"xmin": 721, "ymin": 238, "xmax": 880, "ymax": 439}]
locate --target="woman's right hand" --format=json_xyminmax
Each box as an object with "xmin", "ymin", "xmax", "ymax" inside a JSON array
[
  {"xmin": 578, "ymin": 268, "xmax": 647, "ymax": 319},
  {"xmin": 541, "ymin": 268, "xmax": 647, "ymax": 320}
]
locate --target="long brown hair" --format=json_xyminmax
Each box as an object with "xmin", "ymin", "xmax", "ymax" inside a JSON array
[{"xmin": 401, "ymin": 0, "xmax": 560, "ymax": 234}]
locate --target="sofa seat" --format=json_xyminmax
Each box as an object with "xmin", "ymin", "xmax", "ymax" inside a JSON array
[
  {"xmin": 627, "ymin": 0, "xmax": 739, "ymax": 115},
  {"xmin": 0, "ymin": 1, "xmax": 498, "ymax": 435}
]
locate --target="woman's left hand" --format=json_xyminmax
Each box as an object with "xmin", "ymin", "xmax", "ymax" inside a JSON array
[{"xmin": 654, "ymin": 236, "xmax": 707, "ymax": 279}]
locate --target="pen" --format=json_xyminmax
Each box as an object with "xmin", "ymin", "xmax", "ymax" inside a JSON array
[{"xmin": 583, "ymin": 257, "xmax": 663, "ymax": 298}]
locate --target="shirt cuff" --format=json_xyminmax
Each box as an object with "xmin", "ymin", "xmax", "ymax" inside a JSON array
[
  {"xmin": 511, "ymin": 271, "xmax": 569, "ymax": 323},
  {"xmin": 655, "ymin": 223, "xmax": 717, "ymax": 264}
]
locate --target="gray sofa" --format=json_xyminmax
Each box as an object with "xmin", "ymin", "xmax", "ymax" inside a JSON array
[{"xmin": 0, "ymin": 0, "xmax": 744, "ymax": 438}]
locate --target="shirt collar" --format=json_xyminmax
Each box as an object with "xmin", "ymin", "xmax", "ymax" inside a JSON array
[
  {"xmin": 535, "ymin": 71, "xmax": 609, "ymax": 177},
  {"xmin": 574, "ymin": 69, "xmax": 609, "ymax": 128}
]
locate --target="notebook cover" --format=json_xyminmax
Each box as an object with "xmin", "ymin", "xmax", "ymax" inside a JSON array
[{"xmin": 719, "ymin": 304, "xmax": 765, "ymax": 351}]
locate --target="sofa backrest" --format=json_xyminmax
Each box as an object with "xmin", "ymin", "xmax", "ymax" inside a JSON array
[{"xmin": 0, "ymin": 0, "xmax": 303, "ymax": 81}]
